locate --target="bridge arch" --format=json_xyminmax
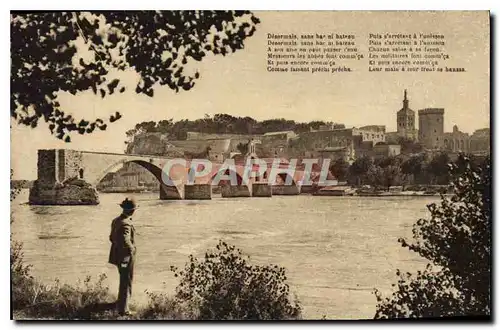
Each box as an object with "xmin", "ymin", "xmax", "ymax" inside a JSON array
[{"xmin": 94, "ymin": 159, "xmax": 183, "ymax": 199}]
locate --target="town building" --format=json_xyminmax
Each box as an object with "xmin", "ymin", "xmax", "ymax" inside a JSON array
[
  {"xmin": 443, "ymin": 125, "xmax": 470, "ymax": 153},
  {"xmin": 289, "ymin": 126, "xmax": 386, "ymax": 163},
  {"xmin": 317, "ymin": 123, "xmax": 346, "ymax": 131},
  {"xmin": 373, "ymin": 144, "xmax": 401, "ymax": 159},
  {"xmin": 469, "ymin": 128, "xmax": 490, "ymax": 155}
]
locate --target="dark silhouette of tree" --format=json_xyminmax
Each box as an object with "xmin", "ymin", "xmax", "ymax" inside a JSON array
[
  {"xmin": 348, "ymin": 156, "xmax": 373, "ymax": 186},
  {"xmin": 374, "ymin": 155, "xmax": 491, "ymax": 318},
  {"xmin": 170, "ymin": 241, "xmax": 302, "ymax": 320},
  {"xmin": 329, "ymin": 158, "xmax": 349, "ymax": 182},
  {"xmin": 236, "ymin": 141, "xmax": 249, "ymax": 155},
  {"xmin": 375, "ymin": 156, "xmax": 399, "ymax": 168},
  {"xmin": 366, "ymin": 164, "xmax": 402, "ymax": 191},
  {"xmin": 123, "ymin": 115, "xmax": 335, "ymax": 142},
  {"xmin": 426, "ymin": 152, "xmax": 451, "ymax": 185},
  {"xmin": 401, "ymin": 153, "xmax": 427, "ymax": 184},
  {"xmin": 11, "ymin": 11, "xmax": 260, "ymax": 141}
]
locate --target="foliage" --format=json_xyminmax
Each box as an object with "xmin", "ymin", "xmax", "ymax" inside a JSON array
[
  {"xmin": 329, "ymin": 158, "xmax": 349, "ymax": 182},
  {"xmin": 11, "ymin": 11, "xmax": 260, "ymax": 141},
  {"xmin": 125, "ymin": 115, "xmax": 331, "ymax": 141},
  {"xmin": 426, "ymin": 152, "xmax": 451, "ymax": 185},
  {"xmin": 236, "ymin": 141, "xmax": 249, "ymax": 155},
  {"xmin": 348, "ymin": 156, "xmax": 373, "ymax": 185},
  {"xmin": 401, "ymin": 154, "xmax": 426, "ymax": 181},
  {"xmin": 15, "ymin": 274, "xmax": 116, "ymax": 320},
  {"xmin": 10, "ymin": 169, "xmax": 21, "ymax": 202},
  {"xmin": 374, "ymin": 155, "xmax": 491, "ymax": 318},
  {"xmin": 366, "ymin": 164, "xmax": 402, "ymax": 191},
  {"xmin": 170, "ymin": 240, "xmax": 302, "ymax": 320},
  {"xmin": 137, "ymin": 291, "xmax": 198, "ymax": 320}
]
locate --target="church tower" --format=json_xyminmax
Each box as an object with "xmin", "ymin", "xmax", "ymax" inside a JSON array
[{"xmin": 397, "ymin": 89, "xmax": 416, "ymax": 140}]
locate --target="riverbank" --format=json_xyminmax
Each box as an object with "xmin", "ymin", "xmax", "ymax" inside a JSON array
[
  {"xmin": 313, "ymin": 184, "xmax": 451, "ymax": 197},
  {"xmin": 11, "ymin": 239, "xmax": 301, "ymax": 320}
]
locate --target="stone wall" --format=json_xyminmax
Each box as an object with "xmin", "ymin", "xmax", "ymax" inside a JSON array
[
  {"xmin": 260, "ymin": 135, "xmax": 290, "ymax": 158},
  {"xmin": 30, "ymin": 149, "xmax": 97, "ymax": 205},
  {"xmin": 290, "ymin": 129, "xmax": 359, "ymax": 158},
  {"xmin": 186, "ymin": 132, "xmax": 258, "ymax": 141},
  {"xmin": 35, "ymin": 149, "xmax": 85, "ymax": 185},
  {"xmin": 60, "ymin": 149, "xmax": 84, "ymax": 182}
]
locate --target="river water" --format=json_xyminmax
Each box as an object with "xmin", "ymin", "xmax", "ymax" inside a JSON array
[{"xmin": 11, "ymin": 190, "xmax": 437, "ymax": 319}]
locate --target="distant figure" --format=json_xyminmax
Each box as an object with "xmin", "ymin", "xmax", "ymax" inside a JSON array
[{"xmin": 108, "ymin": 198, "xmax": 137, "ymax": 316}]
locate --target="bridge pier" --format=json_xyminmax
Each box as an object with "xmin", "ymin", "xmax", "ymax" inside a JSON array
[
  {"xmin": 184, "ymin": 184, "xmax": 212, "ymax": 200},
  {"xmin": 159, "ymin": 183, "xmax": 184, "ymax": 200},
  {"xmin": 29, "ymin": 150, "xmax": 99, "ymax": 205},
  {"xmin": 299, "ymin": 185, "xmax": 316, "ymax": 194},
  {"xmin": 252, "ymin": 182, "xmax": 272, "ymax": 197},
  {"xmin": 221, "ymin": 184, "xmax": 252, "ymax": 198},
  {"xmin": 272, "ymin": 184, "xmax": 301, "ymax": 195}
]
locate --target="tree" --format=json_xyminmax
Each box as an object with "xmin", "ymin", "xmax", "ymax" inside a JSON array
[
  {"xmin": 170, "ymin": 241, "xmax": 301, "ymax": 320},
  {"xmin": 375, "ymin": 156, "xmax": 399, "ymax": 169},
  {"xmin": 401, "ymin": 153, "xmax": 427, "ymax": 185},
  {"xmin": 348, "ymin": 156, "xmax": 373, "ymax": 186},
  {"xmin": 330, "ymin": 158, "xmax": 349, "ymax": 182},
  {"xmin": 427, "ymin": 152, "xmax": 451, "ymax": 185},
  {"xmin": 366, "ymin": 164, "xmax": 402, "ymax": 191},
  {"xmin": 236, "ymin": 141, "xmax": 249, "ymax": 155},
  {"xmin": 374, "ymin": 155, "xmax": 491, "ymax": 318},
  {"xmin": 11, "ymin": 11, "xmax": 260, "ymax": 141}
]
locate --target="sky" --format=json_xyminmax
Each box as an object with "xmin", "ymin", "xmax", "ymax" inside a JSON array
[{"xmin": 11, "ymin": 11, "xmax": 490, "ymax": 180}]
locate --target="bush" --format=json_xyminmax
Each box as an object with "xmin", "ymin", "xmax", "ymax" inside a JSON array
[
  {"xmin": 374, "ymin": 155, "xmax": 491, "ymax": 318},
  {"xmin": 11, "ymin": 241, "xmax": 35, "ymax": 311},
  {"xmin": 13, "ymin": 271, "xmax": 116, "ymax": 320},
  {"xmin": 170, "ymin": 240, "xmax": 302, "ymax": 320},
  {"xmin": 137, "ymin": 291, "xmax": 198, "ymax": 320}
]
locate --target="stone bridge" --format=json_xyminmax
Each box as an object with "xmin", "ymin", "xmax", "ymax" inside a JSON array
[{"xmin": 28, "ymin": 149, "xmax": 333, "ymax": 205}]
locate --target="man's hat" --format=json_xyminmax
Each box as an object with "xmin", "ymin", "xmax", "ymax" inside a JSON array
[{"xmin": 119, "ymin": 198, "xmax": 137, "ymax": 211}]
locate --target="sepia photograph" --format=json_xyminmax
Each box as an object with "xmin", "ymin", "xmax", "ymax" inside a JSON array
[{"xmin": 9, "ymin": 10, "xmax": 491, "ymax": 321}]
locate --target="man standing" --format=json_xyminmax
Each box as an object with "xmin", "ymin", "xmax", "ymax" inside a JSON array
[{"xmin": 108, "ymin": 198, "xmax": 137, "ymax": 316}]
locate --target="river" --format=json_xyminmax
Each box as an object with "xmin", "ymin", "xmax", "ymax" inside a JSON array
[{"xmin": 11, "ymin": 190, "xmax": 437, "ymax": 319}]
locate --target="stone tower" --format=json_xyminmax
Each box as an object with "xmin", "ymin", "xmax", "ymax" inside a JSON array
[
  {"xmin": 418, "ymin": 108, "xmax": 445, "ymax": 149},
  {"xmin": 396, "ymin": 89, "xmax": 416, "ymax": 140}
]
